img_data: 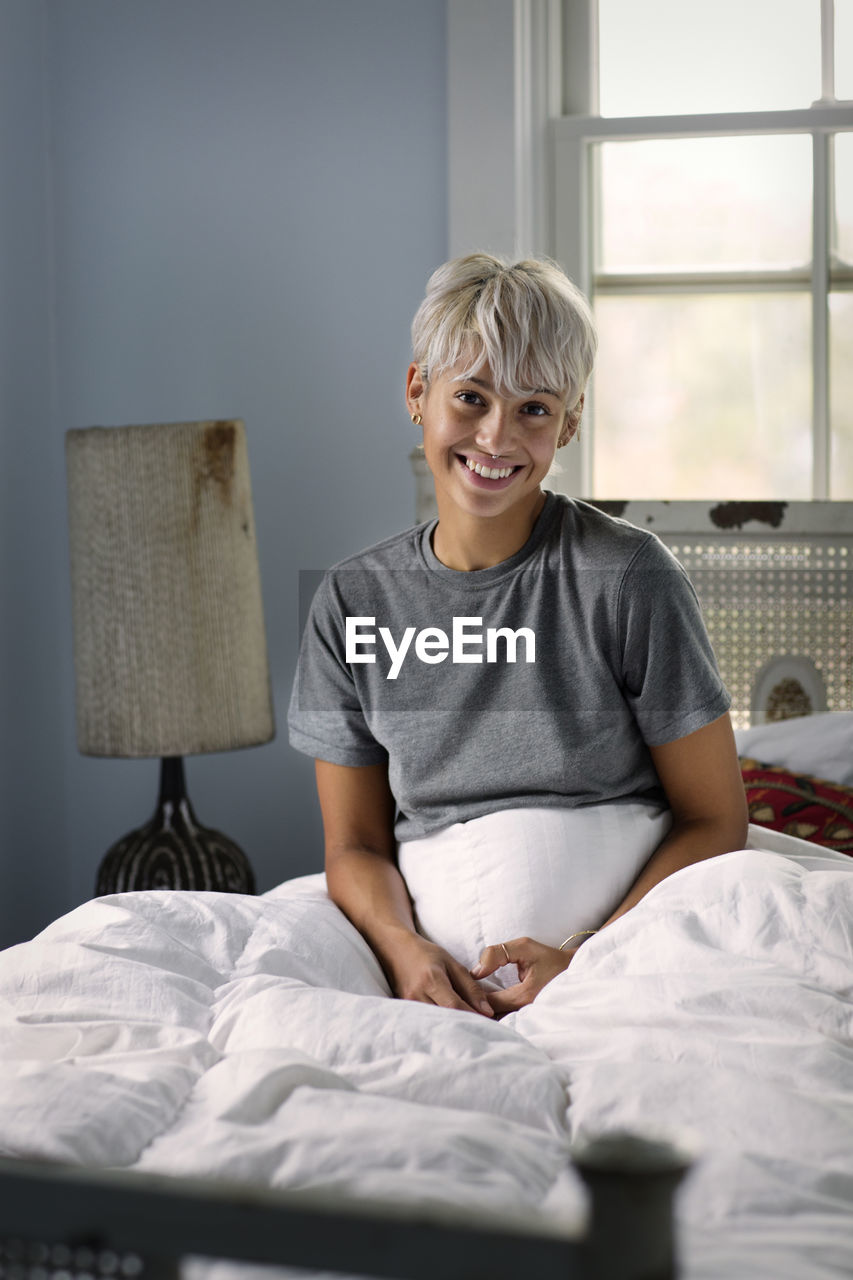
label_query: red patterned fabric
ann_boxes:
[740,757,853,854]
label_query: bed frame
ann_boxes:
[0,1134,690,1280]
[411,454,853,730]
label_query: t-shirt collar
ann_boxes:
[417,490,562,586]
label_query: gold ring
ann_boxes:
[500,943,510,965]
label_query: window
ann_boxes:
[553,0,853,499]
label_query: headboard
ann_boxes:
[410,452,853,730]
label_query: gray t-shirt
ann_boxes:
[288,493,730,841]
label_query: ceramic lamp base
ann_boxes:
[95,757,256,895]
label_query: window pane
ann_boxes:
[598,0,820,117]
[592,294,811,499]
[836,133,853,265]
[597,136,812,271]
[838,0,853,100]
[830,293,853,498]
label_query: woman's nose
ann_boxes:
[475,409,514,454]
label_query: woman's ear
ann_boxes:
[406,363,426,419]
[558,393,585,447]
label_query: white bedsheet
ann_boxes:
[1,829,852,1279]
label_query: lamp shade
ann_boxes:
[66,420,275,758]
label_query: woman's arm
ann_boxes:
[476,712,748,1013]
[599,711,748,928]
[315,760,494,1017]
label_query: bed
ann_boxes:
[2,497,853,1280]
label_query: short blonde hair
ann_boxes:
[411,253,597,409]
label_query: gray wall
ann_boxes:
[0,0,447,948]
[1,0,72,941]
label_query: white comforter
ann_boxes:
[1,828,852,1280]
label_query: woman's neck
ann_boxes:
[431,490,547,571]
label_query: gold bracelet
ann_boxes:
[558,929,598,952]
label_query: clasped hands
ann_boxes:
[384,931,578,1018]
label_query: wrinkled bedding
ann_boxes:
[1,827,852,1279]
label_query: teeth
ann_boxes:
[465,459,515,480]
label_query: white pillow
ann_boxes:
[735,711,853,787]
[397,803,671,987]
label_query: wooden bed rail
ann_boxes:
[0,1136,692,1280]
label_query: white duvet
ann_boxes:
[1,826,852,1280]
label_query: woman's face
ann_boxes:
[407,359,576,522]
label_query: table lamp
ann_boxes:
[66,419,275,895]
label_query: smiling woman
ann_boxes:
[406,360,573,569]
[405,254,593,569]
[287,251,748,1019]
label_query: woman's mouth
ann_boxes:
[457,454,522,488]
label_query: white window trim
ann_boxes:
[447,0,561,262]
[447,0,853,499]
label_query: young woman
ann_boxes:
[288,253,748,1018]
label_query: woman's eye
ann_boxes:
[456,391,484,406]
[522,402,549,417]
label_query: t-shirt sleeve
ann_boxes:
[287,573,389,767]
[617,535,731,746]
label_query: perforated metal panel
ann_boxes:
[0,1240,146,1280]
[592,502,853,729]
[666,538,852,727]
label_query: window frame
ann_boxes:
[553,0,853,499]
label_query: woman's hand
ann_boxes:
[316,761,492,1018]
[383,930,495,1018]
[472,937,574,1015]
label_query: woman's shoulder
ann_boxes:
[325,521,432,575]
[305,523,431,627]
[551,494,670,569]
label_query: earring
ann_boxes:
[557,423,580,448]
[411,413,422,426]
